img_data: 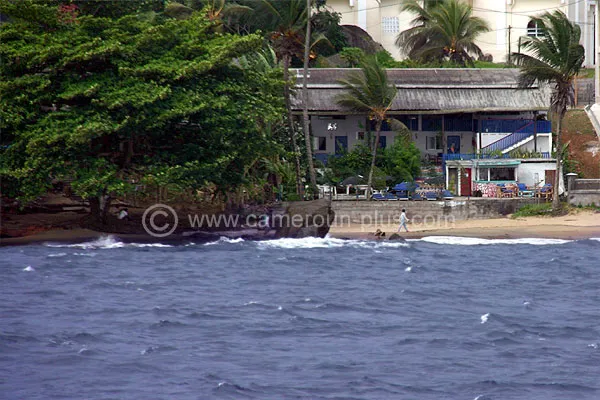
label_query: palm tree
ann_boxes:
[396,0,489,66]
[335,58,397,200]
[249,0,308,196]
[302,0,318,199]
[512,10,585,209]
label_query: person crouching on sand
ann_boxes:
[398,209,409,232]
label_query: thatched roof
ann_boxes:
[290,68,550,114]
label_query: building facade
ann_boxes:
[328,0,596,67]
[291,68,562,195]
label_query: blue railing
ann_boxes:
[482,120,552,153]
[481,119,551,134]
[443,152,551,162]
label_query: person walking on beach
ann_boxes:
[398,209,409,232]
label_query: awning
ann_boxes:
[474,160,521,167]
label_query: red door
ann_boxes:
[460,168,472,196]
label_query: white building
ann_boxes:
[291,68,562,196]
[328,0,596,67]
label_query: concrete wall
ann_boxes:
[331,198,538,226]
[568,191,600,207]
[518,134,552,153]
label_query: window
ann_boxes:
[317,137,327,151]
[422,116,442,131]
[382,16,400,34]
[378,136,387,149]
[426,135,442,150]
[527,20,543,37]
[396,115,418,131]
[357,132,365,141]
[490,167,516,181]
[445,114,474,132]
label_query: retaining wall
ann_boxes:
[331,198,538,225]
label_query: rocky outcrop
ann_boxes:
[341,25,385,55]
[274,199,335,239]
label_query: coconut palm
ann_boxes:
[335,58,397,200]
[245,0,327,197]
[512,10,585,209]
[396,0,489,66]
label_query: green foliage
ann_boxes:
[382,137,421,183]
[513,10,584,116]
[397,0,490,66]
[512,203,553,218]
[325,143,372,182]
[0,3,286,209]
[311,4,347,57]
[339,47,365,67]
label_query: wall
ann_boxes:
[518,134,552,153]
[568,192,600,206]
[311,115,365,157]
[517,161,560,188]
[331,198,538,226]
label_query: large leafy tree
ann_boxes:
[512,10,585,209]
[0,1,285,221]
[396,0,489,66]
[336,58,397,200]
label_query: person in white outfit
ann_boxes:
[398,209,409,232]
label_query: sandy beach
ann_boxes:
[2,210,600,246]
[328,210,600,240]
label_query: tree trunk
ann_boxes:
[282,54,303,196]
[552,114,562,209]
[302,0,318,199]
[89,192,111,225]
[366,120,382,201]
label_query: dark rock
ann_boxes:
[341,25,385,55]
[274,199,335,239]
[388,233,405,241]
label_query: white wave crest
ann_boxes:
[481,313,489,324]
[130,243,173,248]
[45,236,124,249]
[204,237,245,246]
[47,252,67,258]
[419,236,572,246]
[257,237,409,250]
[590,238,600,242]
[257,237,348,249]
[23,266,35,272]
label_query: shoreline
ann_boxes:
[1,210,599,246]
[328,210,600,241]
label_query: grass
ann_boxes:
[562,110,600,179]
[578,68,595,79]
[511,203,553,218]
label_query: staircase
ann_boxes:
[481,120,551,154]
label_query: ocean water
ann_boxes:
[1,236,600,400]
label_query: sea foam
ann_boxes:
[45,236,124,249]
[204,237,245,246]
[418,236,572,246]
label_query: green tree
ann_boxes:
[383,137,421,184]
[335,58,397,200]
[0,2,285,221]
[512,10,585,209]
[396,0,489,66]
[339,47,365,67]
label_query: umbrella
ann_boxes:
[341,175,366,186]
[392,181,420,192]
